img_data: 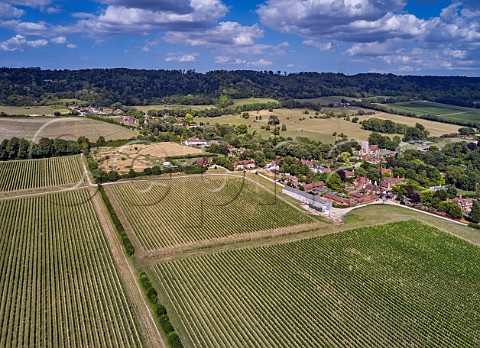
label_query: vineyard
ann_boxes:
[155,220,480,347]
[0,155,85,192]
[0,189,143,347]
[107,176,312,251]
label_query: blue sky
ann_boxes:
[0,0,479,75]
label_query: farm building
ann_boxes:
[183,137,208,147]
[233,160,256,170]
[282,187,332,211]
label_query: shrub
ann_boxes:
[159,315,174,334]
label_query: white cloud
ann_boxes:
[51,36,67,44]
[303,40,333,51]
[75,0,228,36]
[6,0,51,8]
[0,34,48,51]
[165,22,263,47]
[214,56,272,67]
[0,3,25,18]
[258,0,407,35]
[165,53,198,62]
[66,43,77,49]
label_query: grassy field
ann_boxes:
[106,175,313,251]
[359,111,460,136]
[295,95,358,104]
[232,97,278,106]
[134,98,279,113]
[380,101,480,122]
[196,108,369,143]
[0,117,137,141]
[0,105,70,116]
[155,220,479,347]
[0,155,85,193]
[0,189,143,347]
[195,106,461,143]
[134,104,213,112]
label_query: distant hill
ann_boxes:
[1,67,480,108]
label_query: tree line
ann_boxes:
[0,137,86,161]
[2,68,480,108]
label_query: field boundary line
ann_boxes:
[142,222,326,264]
[90,187,166,348]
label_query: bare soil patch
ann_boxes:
[94,142,203,174]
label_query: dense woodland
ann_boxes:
[1,68,480,107]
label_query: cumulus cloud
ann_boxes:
[50,36,77,48]
[97,0,194,14]
[76,0,228,36]
[165,53,198,62]
[0,3,25,18]
[164,22,263,47]
[214,56,272,67]
[0,34,48,51]
[258,0,407,35]
[51,36,67,44]
[303,40,333,51]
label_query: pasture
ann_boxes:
[0,117,137,141]
[155,220,480,347]
[381,101,480,122]
[196,106,459,142]
[0,189,143,347]
[0,155,85,193]
[134,98,279,113]
[0,105,70,116]
[106,175,313,251]
[196,108,368,143]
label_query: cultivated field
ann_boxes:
[94,142,203,174]
[380,101,480,122]
[0,105,70,116]
[0,155,85,192]
[0,189,143,347]
[155,220,480,347]
[0,117,137,141]
[107,175,313,251]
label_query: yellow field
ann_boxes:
[360,112,460,136]
[197,109,375,143]
[196,107,461,143]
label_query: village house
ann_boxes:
[324,192,355,207]
[349,191,379,205]
[183,136,208,147]
[380,177,404,193]
[342,169,355,179]
[122,116,138,125]
[233,160,256,171]
[453,197,475,213]
[354,176,371,191]
[284,174,299,187]
[265,161,279,172]
[304,181,325,192]
[196,158,211,167]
